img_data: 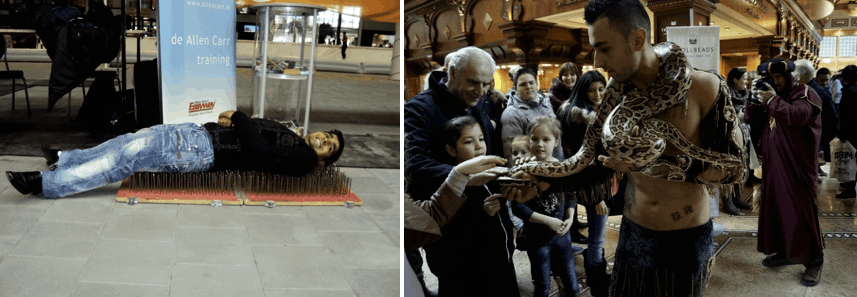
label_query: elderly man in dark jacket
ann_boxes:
[805,63,839,174]
[404,46,519,297]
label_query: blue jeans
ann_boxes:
[526,232,580,297]
[585,205,608,266]
[42,123,214,198]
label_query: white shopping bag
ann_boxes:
[830,138,857,182]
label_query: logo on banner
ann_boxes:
[188,100,216,113]
[689,38,697,45]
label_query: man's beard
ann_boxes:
[775,75,795,99]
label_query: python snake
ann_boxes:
[514,42,744,185]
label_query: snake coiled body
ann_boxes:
[515,42,744,184]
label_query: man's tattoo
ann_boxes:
[671,212,682,221]
[682,205,694,215]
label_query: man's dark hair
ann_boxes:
[841,65,857,84]
[584,0,651,40]
[442,116,479,148]
[325,129,345,166]
[817,68,831,76]
[513,68,537,86]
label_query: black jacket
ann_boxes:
[404,71,499,201]
[839,83,857,143]
[14,4,121,107]
[204,111,318,176]
[809,79,839,142]
[423,182,519,297]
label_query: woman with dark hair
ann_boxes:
[555,70,614,297]
[549,62,582,114]
[722,67,753,215]
[727,67,749,109]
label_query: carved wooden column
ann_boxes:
[574,30,593,66]
[448,0,472,47]
[757,36,787,63]
[499,21,528,68]
[498,21,550,70]
[646,0,719,44]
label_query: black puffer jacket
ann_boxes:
[14,3,121,109]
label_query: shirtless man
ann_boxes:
[503,1,745,296]
[587,1,744,296]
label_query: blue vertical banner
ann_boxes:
[157,0,237,124]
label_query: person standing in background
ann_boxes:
[836,65,857,199]
[341,34,348,60]
[549,62,581,115]
[747,58,825,287]
[817,68,842,117]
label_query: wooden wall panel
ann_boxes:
[405,22,427,51]
[721,37,761,54]
[656,12,691,43]
[719,0,778,34]
[471,1,506,45]
[520,1,587,23]
[434,9,463,54]
[693,12,709,26]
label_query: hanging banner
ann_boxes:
[665,26,720,74]
[157,0,237,124]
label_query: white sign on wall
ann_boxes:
[157,0,237,124]
[665,26,720,74]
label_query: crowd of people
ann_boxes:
[404,0,852,296]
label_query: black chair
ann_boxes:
[1,35,31,117]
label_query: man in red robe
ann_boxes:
[746,58,825,286]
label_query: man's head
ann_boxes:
[514,68,539,102]
[585,0,651,83]
[841,65,857,85]
[793,59,815,85]
[816,68,831,87]
[304,130,345,166]
[446,47,497,108]
[757,58,795,94]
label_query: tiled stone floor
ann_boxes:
[1,62,401,296]
[0,156,400,297]
[419,164,857,297]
